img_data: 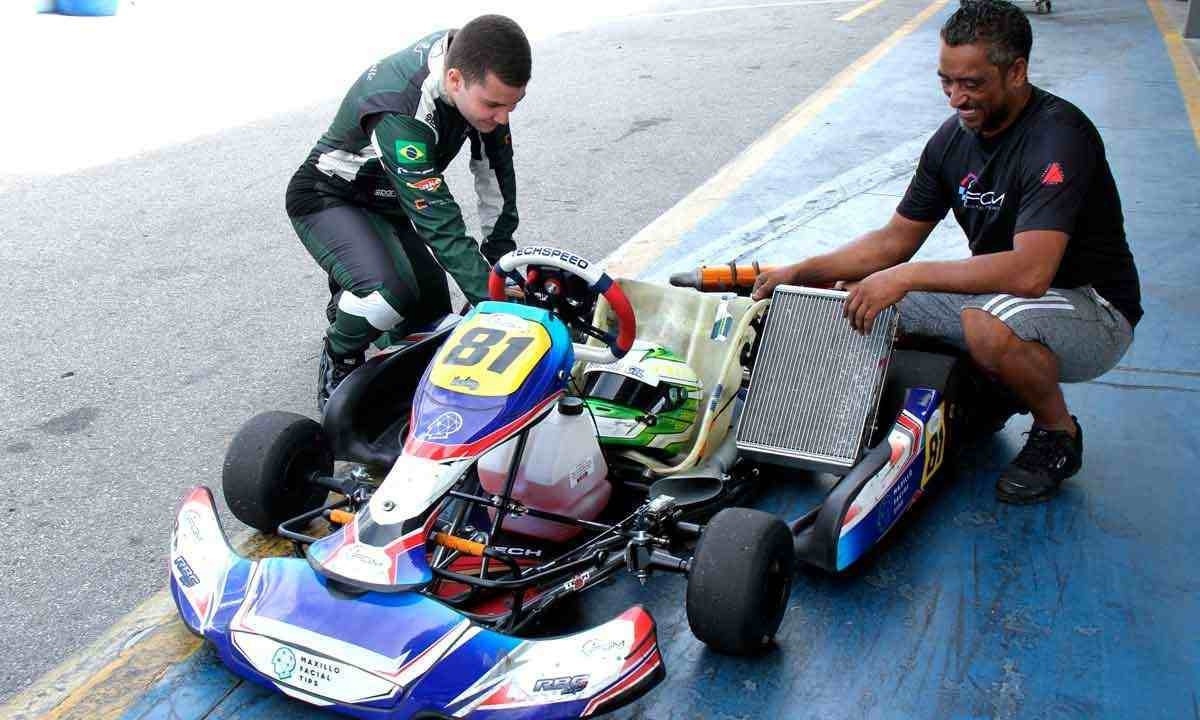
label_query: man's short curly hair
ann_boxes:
[941,0,1033,69]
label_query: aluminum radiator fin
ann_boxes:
[737,286,896,472]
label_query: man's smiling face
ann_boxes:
[938,40,1028,137]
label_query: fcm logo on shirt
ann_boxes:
[958,172,1006,211]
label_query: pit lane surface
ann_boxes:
[0,0,933,709]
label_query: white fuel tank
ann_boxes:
[477,396,610,542]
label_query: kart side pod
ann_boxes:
[792,353,958,573]
[168,487,666,719]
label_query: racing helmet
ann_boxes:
[582,341,703,455]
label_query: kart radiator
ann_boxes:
[737,286,896,473]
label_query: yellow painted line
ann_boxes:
[604,0,951,277]
[0,531,293,720]
[838,0,888,22]
[5,3,957,717]
[1146,0,1200,150]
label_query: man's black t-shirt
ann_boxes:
[897,85,1142,327]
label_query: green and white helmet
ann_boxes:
[582,341,703,455]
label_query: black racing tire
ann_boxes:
[686,507,794,655]
[222,411,333,533]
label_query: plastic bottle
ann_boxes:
[477,397,610,542]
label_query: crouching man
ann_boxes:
[753,0,1141,504]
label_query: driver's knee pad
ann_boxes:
[337,289,404,331]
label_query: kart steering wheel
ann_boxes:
[488,247,636,364]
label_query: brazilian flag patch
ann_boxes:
[394,140,428,165]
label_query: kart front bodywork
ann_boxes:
[170,487,664,719]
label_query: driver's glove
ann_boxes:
[481,238,516,266]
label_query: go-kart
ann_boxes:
[168,249,1015,718]
[170,248,792,719]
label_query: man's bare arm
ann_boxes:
[899,229,1069,298]
[844,229,1070,332]
[751,213,937,299]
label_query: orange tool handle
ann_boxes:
[668,262,776,292]
[433,532,485,557]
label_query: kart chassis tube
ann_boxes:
[277,427,699,633]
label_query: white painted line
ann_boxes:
[655,137,929,276]
[603,0,952,278]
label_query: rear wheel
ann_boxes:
[222,411,332,532]
[685,507,794,655]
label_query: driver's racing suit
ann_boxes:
[286,30,518,360]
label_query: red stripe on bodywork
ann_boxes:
[404,392,561,461]
[582,647,663,717]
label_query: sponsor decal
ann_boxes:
[581,637,627,657]
[272,647,297,680]
[450,375,480,390]
[413,198,429,211]
[533,675,590,695]
[958,172,1006,210]
[397,166,436,177]
[239,633,395,704]
[173,557,200,588]
[374,188,397,199]
[561,569,593,593]
[181,510,204,543]
[921,403,947,488]
[406,177,443,192]
[711,297,733,341]
[491,545,544,557]
[365,63,378,81]
[271,645,346,689]
[348,545,387,569]
[295,654,344,685]
[1041,162,1065,186]
[511,246,590,270]
[423,411,464,441]
[395,141,428,165]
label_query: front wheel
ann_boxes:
[685,507,794,655]
[222,411,332,533]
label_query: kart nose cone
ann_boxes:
[169,486,242,634]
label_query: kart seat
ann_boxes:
[584,278,758,465]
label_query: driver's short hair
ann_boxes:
[447,15,531,88]
[941,0,1032,70]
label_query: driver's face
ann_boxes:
[446,69,525,134]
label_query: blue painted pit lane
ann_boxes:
[57,1,1200,718]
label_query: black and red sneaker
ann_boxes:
[995,416,1083,504]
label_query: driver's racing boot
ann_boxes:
[318,339,364,412]
[995,416,1082,504]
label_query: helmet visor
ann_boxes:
[583,372,676,414]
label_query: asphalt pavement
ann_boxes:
[0,0,945,702]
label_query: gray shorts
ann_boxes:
[896,286,1133,383]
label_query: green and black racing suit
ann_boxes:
[286,30,518,356]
